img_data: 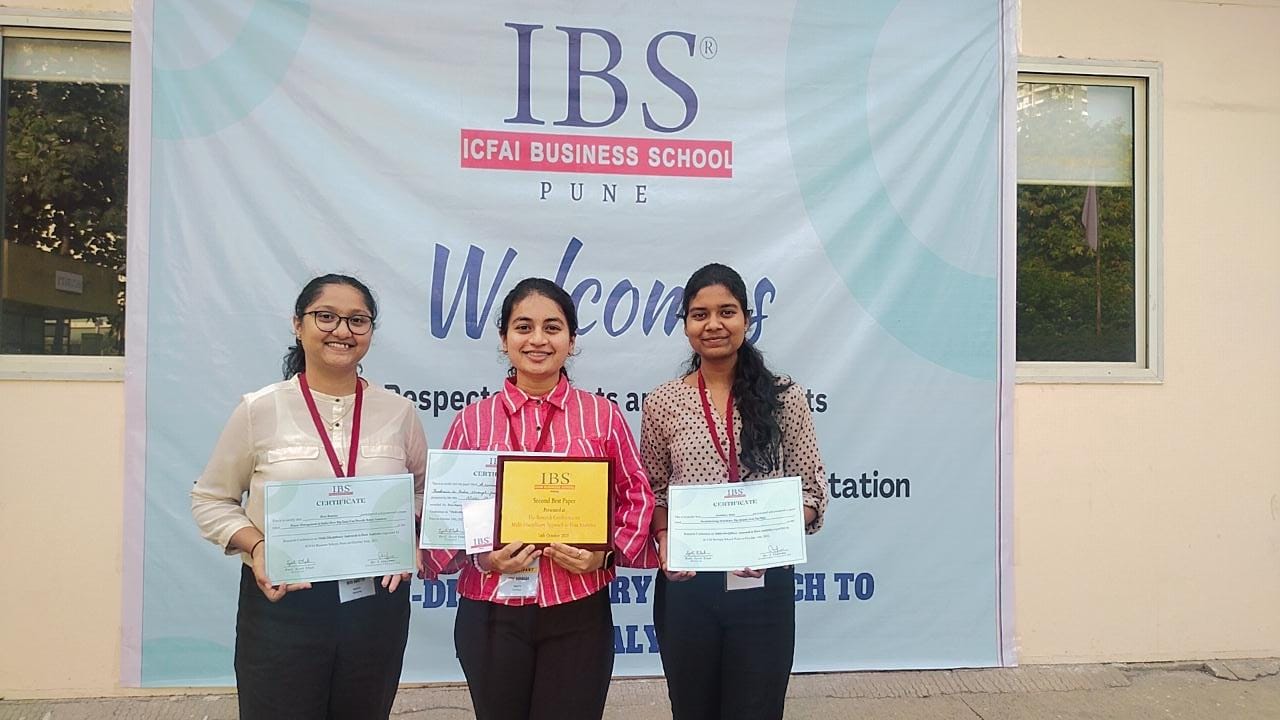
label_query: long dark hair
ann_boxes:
[498,277,579,379]
[682,263,791,475]
[282,274,379,380]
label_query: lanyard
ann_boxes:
[507,395,559,453]
[697,370,740,483]
[298,372,363,478]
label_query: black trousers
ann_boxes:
[654,568,796,720]
[454,590,615,720]
[234,565,410,720]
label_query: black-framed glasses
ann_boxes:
[303,310,374,335]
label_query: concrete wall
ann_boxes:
[1015,0,1280,663]
[1,0,1277,698]
[0,382,125,696]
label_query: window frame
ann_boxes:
[0,17,130,382]
[1015,58,1163,384]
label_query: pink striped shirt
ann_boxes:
[424,376,657,606]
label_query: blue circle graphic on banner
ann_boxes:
[786,0,1000,380]
[153,0,311,140]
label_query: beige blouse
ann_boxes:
[191,377,427,565]
[640,377,827,534]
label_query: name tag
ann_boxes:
[725,573,766,592]
[339,577,377,603]
[496,557,540,599]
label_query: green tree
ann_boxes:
[4,78,129,352]
[1016,86,1136,362]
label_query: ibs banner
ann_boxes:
[124,0,1017,685]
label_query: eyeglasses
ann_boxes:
[303,310,374,335]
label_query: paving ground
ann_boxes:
[1,659,1277,719]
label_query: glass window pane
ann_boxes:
[0,38,129,356]
[1018,83,1134,187]
[1016,81,1138,363]
[3,37,129,85]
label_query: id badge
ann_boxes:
[725,573,766,592]
[339,577,377,603]
[496,557,540,599]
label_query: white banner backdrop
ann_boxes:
[123,0,1017,685]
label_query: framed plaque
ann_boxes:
[494,456,614,550]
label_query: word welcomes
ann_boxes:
[430,237,777,341]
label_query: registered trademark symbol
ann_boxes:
[700,37,718,59]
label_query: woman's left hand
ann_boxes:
[543,543,605,574]
[732,568,765,579]
[381,572,413,592]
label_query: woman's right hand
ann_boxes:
[251,540,311,602]
[657,530,695,582]
[482,542,541,574]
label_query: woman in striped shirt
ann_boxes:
[420,277,656,720]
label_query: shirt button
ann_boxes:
[334,422,341,428]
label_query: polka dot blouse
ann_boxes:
[640,376,827,534]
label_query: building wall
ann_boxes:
[1015,0,1280,663]
[1,0,1277,698]
[0,382,125,696]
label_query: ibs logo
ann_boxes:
[724,488,747,499]
[460,22,732,180]
[503,24,698,133]
[329,484,353,496]
[536,471,576,489]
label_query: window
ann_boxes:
[1016,61,1161,382]
[0,29,129,377]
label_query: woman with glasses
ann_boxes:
[419,277,657,720]
[642,263,827,720]
[192,273,427,720]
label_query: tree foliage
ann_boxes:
[1016,183,1136,362]
[1016,85,1137,363]
[4,78,129,351]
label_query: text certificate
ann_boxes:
[264,474,416,584]
[666,476,807,572]
[419,449,500,549]
[420,449,551,549]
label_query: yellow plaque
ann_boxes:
[494,457,614,549]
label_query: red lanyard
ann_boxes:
[697,371,740,483]
[298,372,363,478]
[507,392,559,453]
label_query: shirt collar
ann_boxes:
[499,375,572,414]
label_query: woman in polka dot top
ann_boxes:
[641,262,827,720]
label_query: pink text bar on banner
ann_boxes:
[460,129,733,179]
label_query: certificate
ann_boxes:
[420,449,552,549]
[263,474,416,584]
[666,476,807,572]
[494,456,614,549]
